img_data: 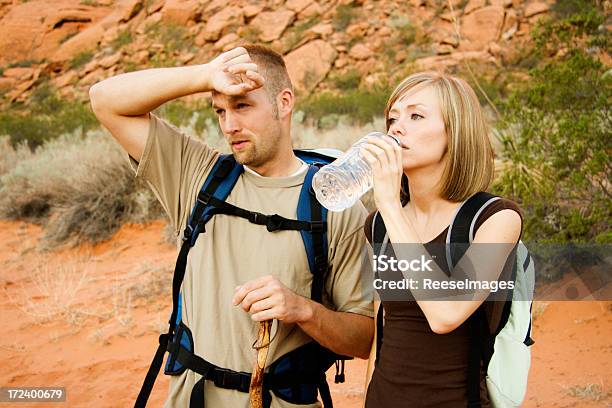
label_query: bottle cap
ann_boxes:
[366,131,401,146]
[387,134,401,146]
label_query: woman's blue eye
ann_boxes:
[411,113,424,120]
[389,118,397,124]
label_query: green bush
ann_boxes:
[296,86,391,127]
[333,4,357,31]
[330,69,361,91]
[283,18,317,51]
[146,22,192,55]
[492,2,611,243]
[154,99,217,136]
[0,84,98,148]
[8,60,39,68]
[69,51,94,69]
[112,28,132,50]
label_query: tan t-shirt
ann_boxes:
[129,114,373,408]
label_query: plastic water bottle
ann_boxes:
[312,132,401,212]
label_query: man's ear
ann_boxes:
[276,88,294,119]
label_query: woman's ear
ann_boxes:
[276,88,294,119]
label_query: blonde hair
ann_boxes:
[385,71,494,203]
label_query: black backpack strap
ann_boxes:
[446,192,499,270]
[308,178,327,302]
[201,197,321,232]
[371,211,386,363]
[135,155,237,408]
[446,192,500,408]
[467,305,487,408]
[371,211,387,252]
[318,376,334,408]
[375,305,383,364]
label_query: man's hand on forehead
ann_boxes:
[207,47,265,96]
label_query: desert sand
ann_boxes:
[1,220,610,407]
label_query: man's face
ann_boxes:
[212,87,282,167]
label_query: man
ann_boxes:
[89,44,373,407]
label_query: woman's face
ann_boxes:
[387,85,448,172]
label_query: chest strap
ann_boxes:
[197,191,326,233]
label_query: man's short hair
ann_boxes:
[242,44,293,104]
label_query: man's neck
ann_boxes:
[246,153,304,177]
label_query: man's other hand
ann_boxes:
[232,275,313,324]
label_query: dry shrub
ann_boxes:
[563,382,610,401]
[0,136,32,185]
[108,262,173,329]
[0,129,163,246]
[127,262,173,300]
[4,256,93,326]
[532,301,549,322]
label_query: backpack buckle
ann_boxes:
[213,368,247,391]
[310,221,326,233]
[249,212,268,226]
[314,254,327,273]
[266,214,284,232]
[197,192,212,205]
[182,225,194,242]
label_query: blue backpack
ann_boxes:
[135,149,350,408]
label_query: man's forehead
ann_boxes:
[211,93,244,106]
[211,89,263,107]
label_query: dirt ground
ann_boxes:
[1,220,610,407]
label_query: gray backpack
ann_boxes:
[372,192,535,407]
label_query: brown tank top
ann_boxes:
[364,198,522,408]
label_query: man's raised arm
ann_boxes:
[88,47,264,161]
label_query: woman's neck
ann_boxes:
[404,165,447,214]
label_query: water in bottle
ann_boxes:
[312,132,401,212]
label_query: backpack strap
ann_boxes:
[135,154,239,408]
[186,154,243,246]
[371,211,388,262]
[371,211,386,364]
[445,192,500,270]
[297,164,329,303]
[446,192,501,408]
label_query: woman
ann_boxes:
[361,71,523,407]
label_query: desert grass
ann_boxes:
[532,301,549,322]
[106,261,173,332]
[0,136,32,187]
[563,381,610,401]
[3,256,94,327]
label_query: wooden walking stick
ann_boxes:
[249,319,272,408]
